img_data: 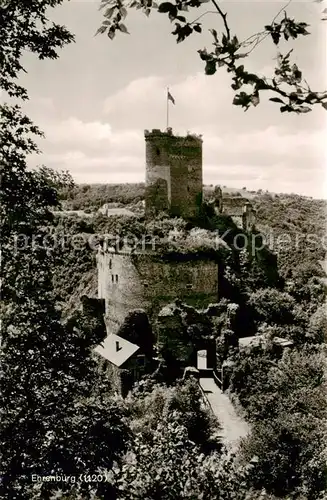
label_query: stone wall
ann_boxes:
[243,203,256,232]
[145,129,203,218]
[211,187,256,231]
[230,215,243,228]
[155,302,218,376]
[97,249,219,334]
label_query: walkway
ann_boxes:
[200,377,249,450]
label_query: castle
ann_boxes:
[97,129,257,334]
[97,129,222,335]
[97,245,219,334]
[210,186,256,233]
[95,129,256,392]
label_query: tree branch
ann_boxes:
[189,10,219,26]
[210,0,230,40]
[240,0,294,56]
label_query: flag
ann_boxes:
[167,90,175,105]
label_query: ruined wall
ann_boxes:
[145,129,203,218]
[219,196,256,231]
[231,215,243,228]
[98,250,145,333]
[156,305,217,369]
[213,185,223,212]
[243,203,256,232]
[156,313,194,365]
[97,249,219,334]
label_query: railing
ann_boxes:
[198,380,214,414]
[213,369,222,389]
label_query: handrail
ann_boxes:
[198,380,214,414]
[213,369,222,389]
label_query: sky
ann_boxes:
[9,0,327,197]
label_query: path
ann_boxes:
[200,377,249,450]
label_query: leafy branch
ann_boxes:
[97,0,327,113]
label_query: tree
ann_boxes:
[287,262,327,308]
[231,346,327,498]
[0,0,73,100]
[248,287,297,326]
[125,378,220,451]
[0,2,129,497]
[109,412,279,500]
[97,0,327,113]
[307,305,327,344]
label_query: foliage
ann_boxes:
[125,378,220,451]
[252,192,327,279]
[0,0,74,100]
[59,182,145,210]
[57,184,326,292]
[106,378,265,499]
[3,1,327,498]
[242,416,327,499]
[286,261,327,310]
[248,287,297,326]
[230,346,327,498]
[111,414,205,499]
[109,425,278,500]
[51,215,97,310]
[98,0,327,113]
[307,305,327,344]
[0,2,129,498]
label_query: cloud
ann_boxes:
[46,118,113,145]
[103,72,238,133]
[26,72,326,198]
[204,126,325,167]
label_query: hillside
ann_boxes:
[250,192,326,276]
[53,183,326,318]
[59,183,326,271]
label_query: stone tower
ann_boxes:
[144,128,203,218]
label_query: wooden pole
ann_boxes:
[166,87,169,130]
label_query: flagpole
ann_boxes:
[166,87,169,130]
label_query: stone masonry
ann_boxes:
[212,186,256,232]
[145,128,203,218]
[97,247,219,334]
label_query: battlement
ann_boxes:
[145,128,173,137]
[144,129,203,145]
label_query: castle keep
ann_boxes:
[96,129,256,336]
[145,128,203,218]
[94,127,259,393]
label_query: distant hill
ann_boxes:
[59,183,264,211]
[250,192,326,276]
[59,183,145,211]
[60,182,325,210]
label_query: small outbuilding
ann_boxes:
[94,333,148,396]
